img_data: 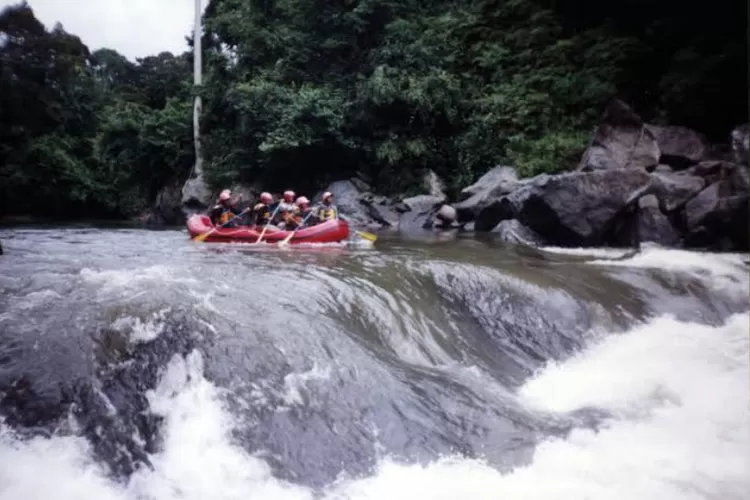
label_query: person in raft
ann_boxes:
[314,191,338,222]
[276,190,298,229]
[252,192,274,227]
[284,196,314,229]
[210,189,244,227]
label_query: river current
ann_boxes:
[0,226,747,500]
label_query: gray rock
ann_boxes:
[650,172,705,212]
[436,204,457,225]
[578,99,660,172]
[318,180,371,226]
[635,195,681,246]
[454,165,519,222]
[645,124,709,167]
[491,220,545,246]
[684,180,749,250]
[479,168,651,246]
[147,182,185,226]
[399,195,445,230]
[654,164,673,174]
[180,173,213,214]
[731,124,749,165]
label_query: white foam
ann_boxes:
[590,247,749,295]
[541,246,633,259]
[1,313,747,500]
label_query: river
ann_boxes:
[0,226,747,500]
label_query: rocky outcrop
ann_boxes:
[180,173,213,214]
[398,195,446,230]
[144,182,185,226]
[645,124,709,167]
[731,124,749,165]
[454,165,520,222]
[318,172,450,230]
[632,194,682,247]
[474,168,652,246]
[577,99,660,172]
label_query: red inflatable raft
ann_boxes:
[186,214,350,244]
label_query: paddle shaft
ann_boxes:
[278,211,316,246]
[255,203,282,243]
[193,208,249,241]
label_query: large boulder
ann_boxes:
[180,173,213,214]
[634,194,682,247]
[491,220,545,246]
[476,168,652,246]
[684,179,749,250]
[317,180,372,227]
[645,124,709,168]
[398,195,445,231]
[145,182,185,226]
[628,172,706,213]
[454,165,519,222]
[731,124,749,165]
[358,193,400,227]
[578,99,660,172]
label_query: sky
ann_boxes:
[0,0,204,60]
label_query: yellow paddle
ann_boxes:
[278,211,315,247]
[255,203,282,244]
[193,209,248,242]
[355,230,377,242]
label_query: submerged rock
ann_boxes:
[491,220,545,246]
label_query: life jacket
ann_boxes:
[253,203,271,226]
[218,209,234,225]
[317,204,337,221]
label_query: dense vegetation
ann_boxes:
[0,0,745,218]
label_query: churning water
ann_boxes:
[0,227,747,500]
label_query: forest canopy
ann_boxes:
[0,0,745,218]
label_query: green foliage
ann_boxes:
[0,0,744,218]
[0,2,191,218]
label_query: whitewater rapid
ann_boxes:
[0,229,747,500]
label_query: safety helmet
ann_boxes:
[283,190,295,202]
[296,196,310,206]
[219,190,231,201]
[322,191,333,201]
[259,192,272,204]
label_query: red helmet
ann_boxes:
[259,192,272,204]
[283,190,295,202]
[218,190,231,202]
[322,191,333,201]
[295,196,310,206]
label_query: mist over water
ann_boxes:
[0,227,747,500]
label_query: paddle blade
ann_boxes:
[278,232,295,247]
[355,231,377,242]
[192,229,213,242]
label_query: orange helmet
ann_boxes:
[259,192,272,204]
[283,190,295,202]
